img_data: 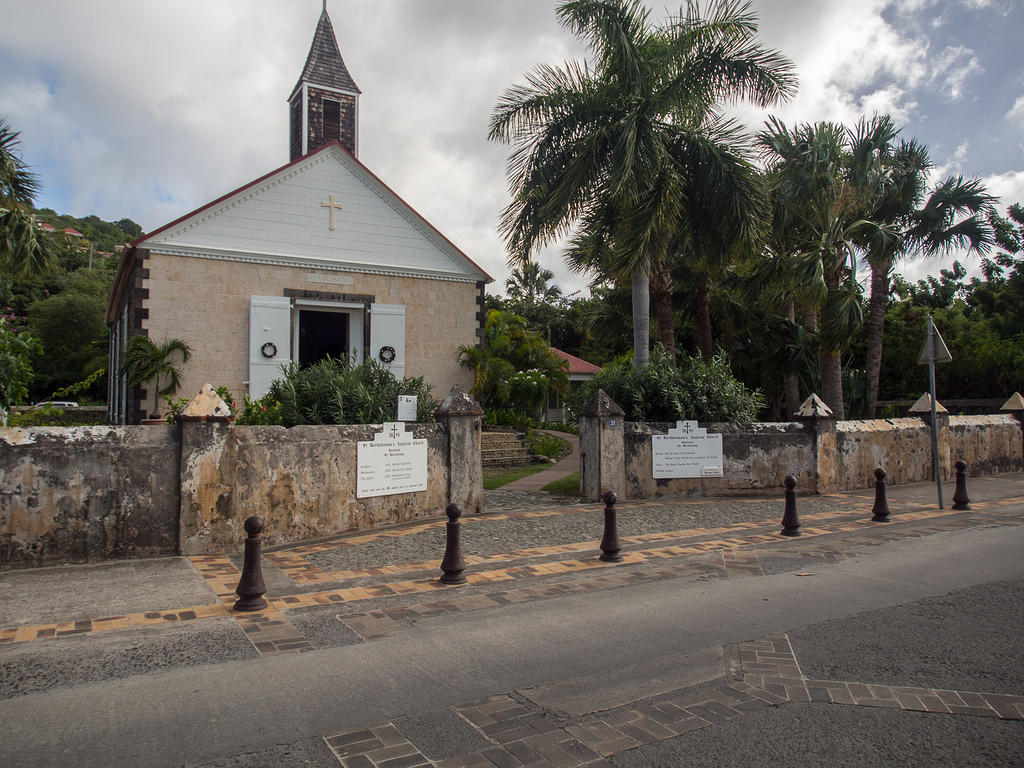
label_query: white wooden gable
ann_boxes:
[139,143,487,283]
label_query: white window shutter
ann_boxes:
[369,303,405,379]
[249,296,292,398]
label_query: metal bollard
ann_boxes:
[952,460,971,510]
[599,490,623,562]
[234,515,268,612]
[780,475,800,536]
[439,503,467,585]
[871,467,891,522]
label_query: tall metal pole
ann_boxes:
[927,316,943,509]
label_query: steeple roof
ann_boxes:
[289,9,360,101]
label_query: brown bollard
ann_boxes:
[780,475,800,536]
[871,467,891,522]
[599,490,623,562]
[234,515,268,612]
[952,460,971,510]
[440,503,467,585]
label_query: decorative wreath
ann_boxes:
[378,345,397,364]
[260,342,278,359]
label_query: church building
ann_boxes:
[105,6,491,423]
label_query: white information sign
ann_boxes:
[397,395,417,422]
[357,422,428,498]
[652,421,724,479]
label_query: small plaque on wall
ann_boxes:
[357,422,428,498]
[652,421,724,479]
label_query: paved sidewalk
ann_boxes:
[501,431,580,492]
[1,473,1020,641]
[0,473,1021,767]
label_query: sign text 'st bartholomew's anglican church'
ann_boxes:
[357,422,428,498]
[652,421,724,479]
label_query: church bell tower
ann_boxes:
[288,2,361,161]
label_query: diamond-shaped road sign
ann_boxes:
[918,322,952,365]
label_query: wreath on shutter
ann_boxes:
[378,345,397,364]
[261,342,278,359]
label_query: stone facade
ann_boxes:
[138,252,478,418]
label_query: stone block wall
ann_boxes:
[178,423,448,555]
[835,418,934,488]
[948,415,1023,476]
[0,426,181,568]
[1,389,483,569]
[581,391,1023,501]
[624,422,815,499]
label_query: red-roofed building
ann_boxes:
[63,227,84,237]
[547,347,602,421]
[37,222,57,233]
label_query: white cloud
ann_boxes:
[1006,95,1024,126]
[928,45,984,100]
[0,0,1018,300]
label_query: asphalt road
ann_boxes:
[1,524,1022,767]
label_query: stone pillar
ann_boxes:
[579,390,625,502]
[1000,392,1024,463]
[437,385,483,515]
[177,385,235,555]
[795,394,837,493]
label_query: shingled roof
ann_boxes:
[289,9,360,100]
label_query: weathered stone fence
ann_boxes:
[580,390,1024,501]
[0,386,482,569]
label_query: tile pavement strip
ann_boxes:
[233,605,315,656]
[1,498,1021,650]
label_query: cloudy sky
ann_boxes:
[2,0,1021,295]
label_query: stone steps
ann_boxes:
[481,431,531,468]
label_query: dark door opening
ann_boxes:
[298,310,350,366]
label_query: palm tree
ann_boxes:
[489,0,795,368]
[0,118,52,277]
[757,117,900,418]
[861,141,994,416]
[505,261,563,305]
[120,335,193,416]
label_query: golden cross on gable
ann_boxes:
[321,194,343,231]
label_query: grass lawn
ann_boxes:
[483,464,549,490]
[542,471,580,496]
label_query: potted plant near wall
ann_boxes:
[120,335,192,422]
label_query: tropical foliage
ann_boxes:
[569,345,762,423]
[458,309,568,424]
[120,335,192,416]
[0,315,41,418]
[490,0,795,368]
[259,357,437,427]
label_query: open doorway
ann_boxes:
[298,309,351,366]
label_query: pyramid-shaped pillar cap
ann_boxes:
[581,389,625,418]
[908,392,947,414]
[794,394,833,419]
[1000,392,1024,412]
[178,384,233,421]
[437,385,483,416]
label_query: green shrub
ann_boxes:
[483,408,538,429]
[526,430,572,461]
[260,358,438,427]
[569,345,763,423]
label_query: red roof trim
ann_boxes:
[551,347,602,375]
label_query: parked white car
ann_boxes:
[32,401,78,409]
